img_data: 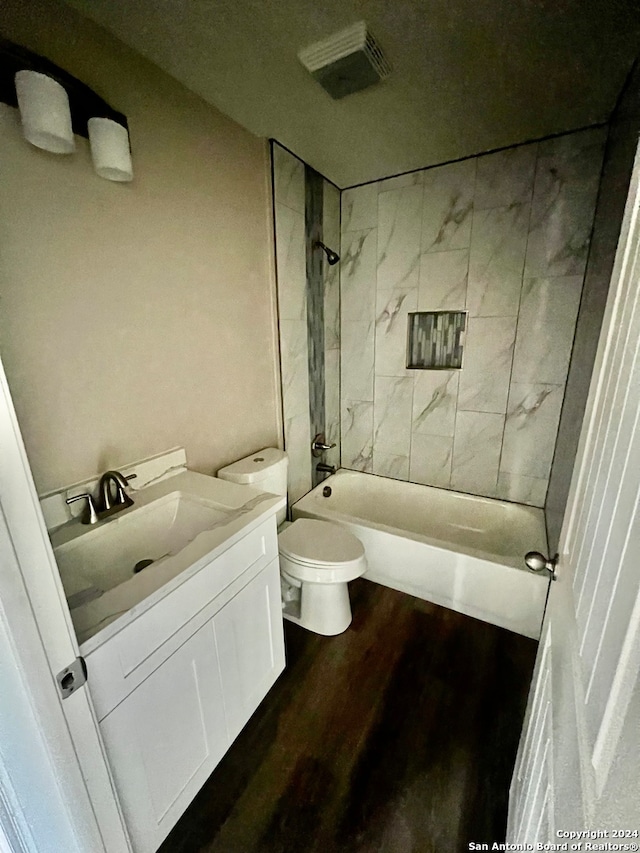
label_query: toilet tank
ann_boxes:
[217,448,288,526]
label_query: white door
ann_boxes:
[0,360,131,852]
[508,144,640,840]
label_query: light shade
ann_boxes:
[88,117,133,182]
[14,70,75,154]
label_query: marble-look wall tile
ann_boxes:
[378,171,423,193]
[341,320,374,401]
[410,433,453,489]
[325,419,341,471]
[511,276,583,385]
[285,412,312,503]
[322,179,342,473]
[273,144,310,505]
[275,202,306,321]
[375,287,417,377]
[377,185,423,291]
[500,382,564,481]
[338,129,601,508]
[458,316,517,414]
[525,128,606,278]
[324,348,341,470]
[422,159,476,254]
[474,146,537,209]
[466,203,530,317]
[323,181,341,352]
[341,228,377,323]
[323,181,341,250]
[342,183,378,232]
[412,371,459,437]
[496,472,548,508]
[418,249,469,311]
[341,400,373,472]
[372,451,410,481]
[324,260,340,350]
[273,144,305,214]
[280,319,310,419]
[373,376,414,457]
[325,348,340,423]
[451,411,504,497]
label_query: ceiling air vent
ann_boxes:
[298,21,391,100]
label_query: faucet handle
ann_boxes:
[312,433,337,457]
[112,472,136,507]
[66,493,99,525]
[116,474,135,507]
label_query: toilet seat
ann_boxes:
[278,518,366,584]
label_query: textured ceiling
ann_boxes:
[64,0,640,187]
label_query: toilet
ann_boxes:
[217,448,366,636]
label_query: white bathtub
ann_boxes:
[292,469,549,639]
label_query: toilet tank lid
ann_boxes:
[217,447,287,484]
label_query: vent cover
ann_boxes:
[298,21,391,99]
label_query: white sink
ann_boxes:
[55,491,232,604]
[49,470,285,648]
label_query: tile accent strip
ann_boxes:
[305,165,326,487]
[407,311,466,369]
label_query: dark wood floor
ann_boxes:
[160,579,537,853]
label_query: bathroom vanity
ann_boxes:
[49,469,286,853]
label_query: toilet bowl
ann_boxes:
[278,517,366,635]
[217,449,367,636]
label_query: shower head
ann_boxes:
[315,240,340,266]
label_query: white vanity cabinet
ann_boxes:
[83,517,285,853]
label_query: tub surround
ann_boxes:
[273,143,341,502]
[341,128,606,508]
[294,470,549,639]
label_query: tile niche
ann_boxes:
[340,128,606,506]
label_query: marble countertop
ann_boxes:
[50,470,284,652]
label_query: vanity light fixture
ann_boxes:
[14,69,75,154]
[88,117,133,182]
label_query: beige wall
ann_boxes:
[0,0,282,494]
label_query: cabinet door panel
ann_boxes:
[99,621,228,853]
[215,558,285,742]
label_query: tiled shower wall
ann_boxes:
[273,143,340,504]
[340,128,606,507]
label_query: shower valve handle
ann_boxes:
[312,433,336,457]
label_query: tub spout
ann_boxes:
[316,463,336,475]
